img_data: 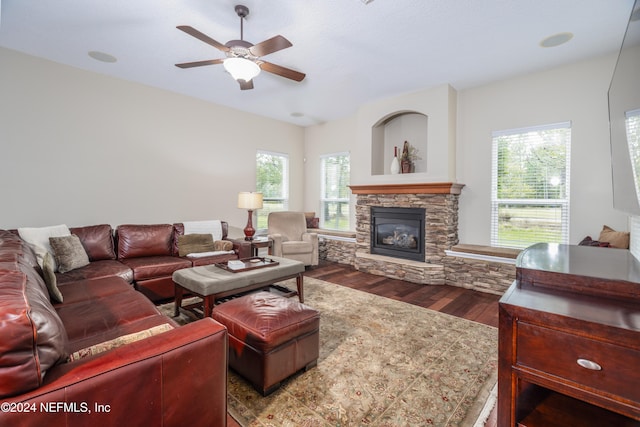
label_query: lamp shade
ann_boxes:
[224,57,261,82]
[238,192,263,210]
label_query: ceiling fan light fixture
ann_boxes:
[223,57,260,82]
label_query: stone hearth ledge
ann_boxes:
[355,252,445,285]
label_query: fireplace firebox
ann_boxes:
[370,207,425,262]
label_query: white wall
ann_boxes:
[457,53,629,245]
[304,54,630,245]
[0,47,304,231]
[2,46,630,245]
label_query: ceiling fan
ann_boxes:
[175,4,305,90]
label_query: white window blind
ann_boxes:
[625,108,640,198]
[256,151,289,230]
[320,152,350,231]
[491,122,571,249]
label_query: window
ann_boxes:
[491,122,571,249]
[256,151,289,230]
[626,108,640,197]
[320,152,350,230]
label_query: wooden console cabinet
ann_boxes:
[498,243,640,426]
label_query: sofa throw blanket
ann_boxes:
[183,220,222,241]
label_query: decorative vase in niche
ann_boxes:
[390,146,400,174]
[401,159,412,174]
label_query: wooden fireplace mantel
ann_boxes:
[349,182,465,195]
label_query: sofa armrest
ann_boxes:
[232,239,252,259]
[0,319,228,427]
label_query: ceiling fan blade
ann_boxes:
[175,58,224,69]
[259,61,306,82]
[249,35,292,57]
[239,80,254,90]
[177,26,230,52]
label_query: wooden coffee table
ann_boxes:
[172,256,305,318]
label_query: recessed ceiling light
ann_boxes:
[88,51,117,63]
[539,32,574,48]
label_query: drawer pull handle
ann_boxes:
[577,358,602,371]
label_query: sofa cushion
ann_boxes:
[49,234,90,273]
[177,233,216,257]
[42,252,64,303]
[56,289,162,348]
[64,314,178,354]
[56,276,133,305]
[0,269,69,398]
[117,224,173,259]
[67,323,174,362]
[17,224,71,271]
[55,259,134,285]
[119,256,192,281]
[70,224,116,261]
[172,222,230,256]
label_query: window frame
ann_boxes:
[256,150,289,230]
[320,152,351,231]
[490,122,571,249]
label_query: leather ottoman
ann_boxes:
[212,291,320,395]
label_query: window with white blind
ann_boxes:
[626,108,640,198]
[320,152,350,231]
[256,151,289,230]
[491,122,571,249]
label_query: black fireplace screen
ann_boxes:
[370,207,425,262]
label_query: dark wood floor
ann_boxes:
[228,260,501,427]
[305,260,500,328]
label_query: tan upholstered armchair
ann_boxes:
[267,211,319,266]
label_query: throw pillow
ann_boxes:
[306,217,319,228]
[578,236,610,247]
[67,323,174,362]
[17,224,71,271]
[42,252,63,303]
[214,240,234,251]
[598,225,630,249]
[49,234,90,273]
[177,233,216,257]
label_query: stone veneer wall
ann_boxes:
[444,256,516,295]
[318,237,356,266]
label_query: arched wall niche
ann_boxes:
[371,110,428,175]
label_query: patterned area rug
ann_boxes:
[159,277,498,426]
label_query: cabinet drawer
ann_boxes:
[516,321,640,403]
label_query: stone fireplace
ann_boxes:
[350,182,464,285]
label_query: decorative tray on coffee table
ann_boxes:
[215,257,279,273]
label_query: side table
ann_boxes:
[250,237,272,257]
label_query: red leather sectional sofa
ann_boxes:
[51,222,251,302]
[0,222,250,426]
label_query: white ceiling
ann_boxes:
[0,0,635,126]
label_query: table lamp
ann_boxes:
[238,192,263,241]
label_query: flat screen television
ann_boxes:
[609,0,640,215]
